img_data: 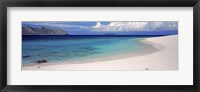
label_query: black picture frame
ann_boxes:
[0,0,199,92]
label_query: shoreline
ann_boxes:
[22,37,162,67]
[22,35,178,71]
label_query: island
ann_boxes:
[22,26,69,35]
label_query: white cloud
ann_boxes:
[92,22,102,28]
[145,22,178,30]
[91,22,178,32]
[24,22,178,32]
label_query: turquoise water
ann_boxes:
[22,35,147,64]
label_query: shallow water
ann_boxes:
[22,35,156,64]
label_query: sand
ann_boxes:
[22,35,178,71]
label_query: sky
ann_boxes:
[22,22,178,35]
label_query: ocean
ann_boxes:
[22,35,157,64]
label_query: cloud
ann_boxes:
[23,22,178,32]
[145,22,178,30]
[91,22,178,32]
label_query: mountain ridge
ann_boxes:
[22,26,69,35]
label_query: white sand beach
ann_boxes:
[22,35,178,71]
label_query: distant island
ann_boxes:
[22,26,69,35]
[105,33,116,35]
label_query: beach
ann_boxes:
[22,35,178,71]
